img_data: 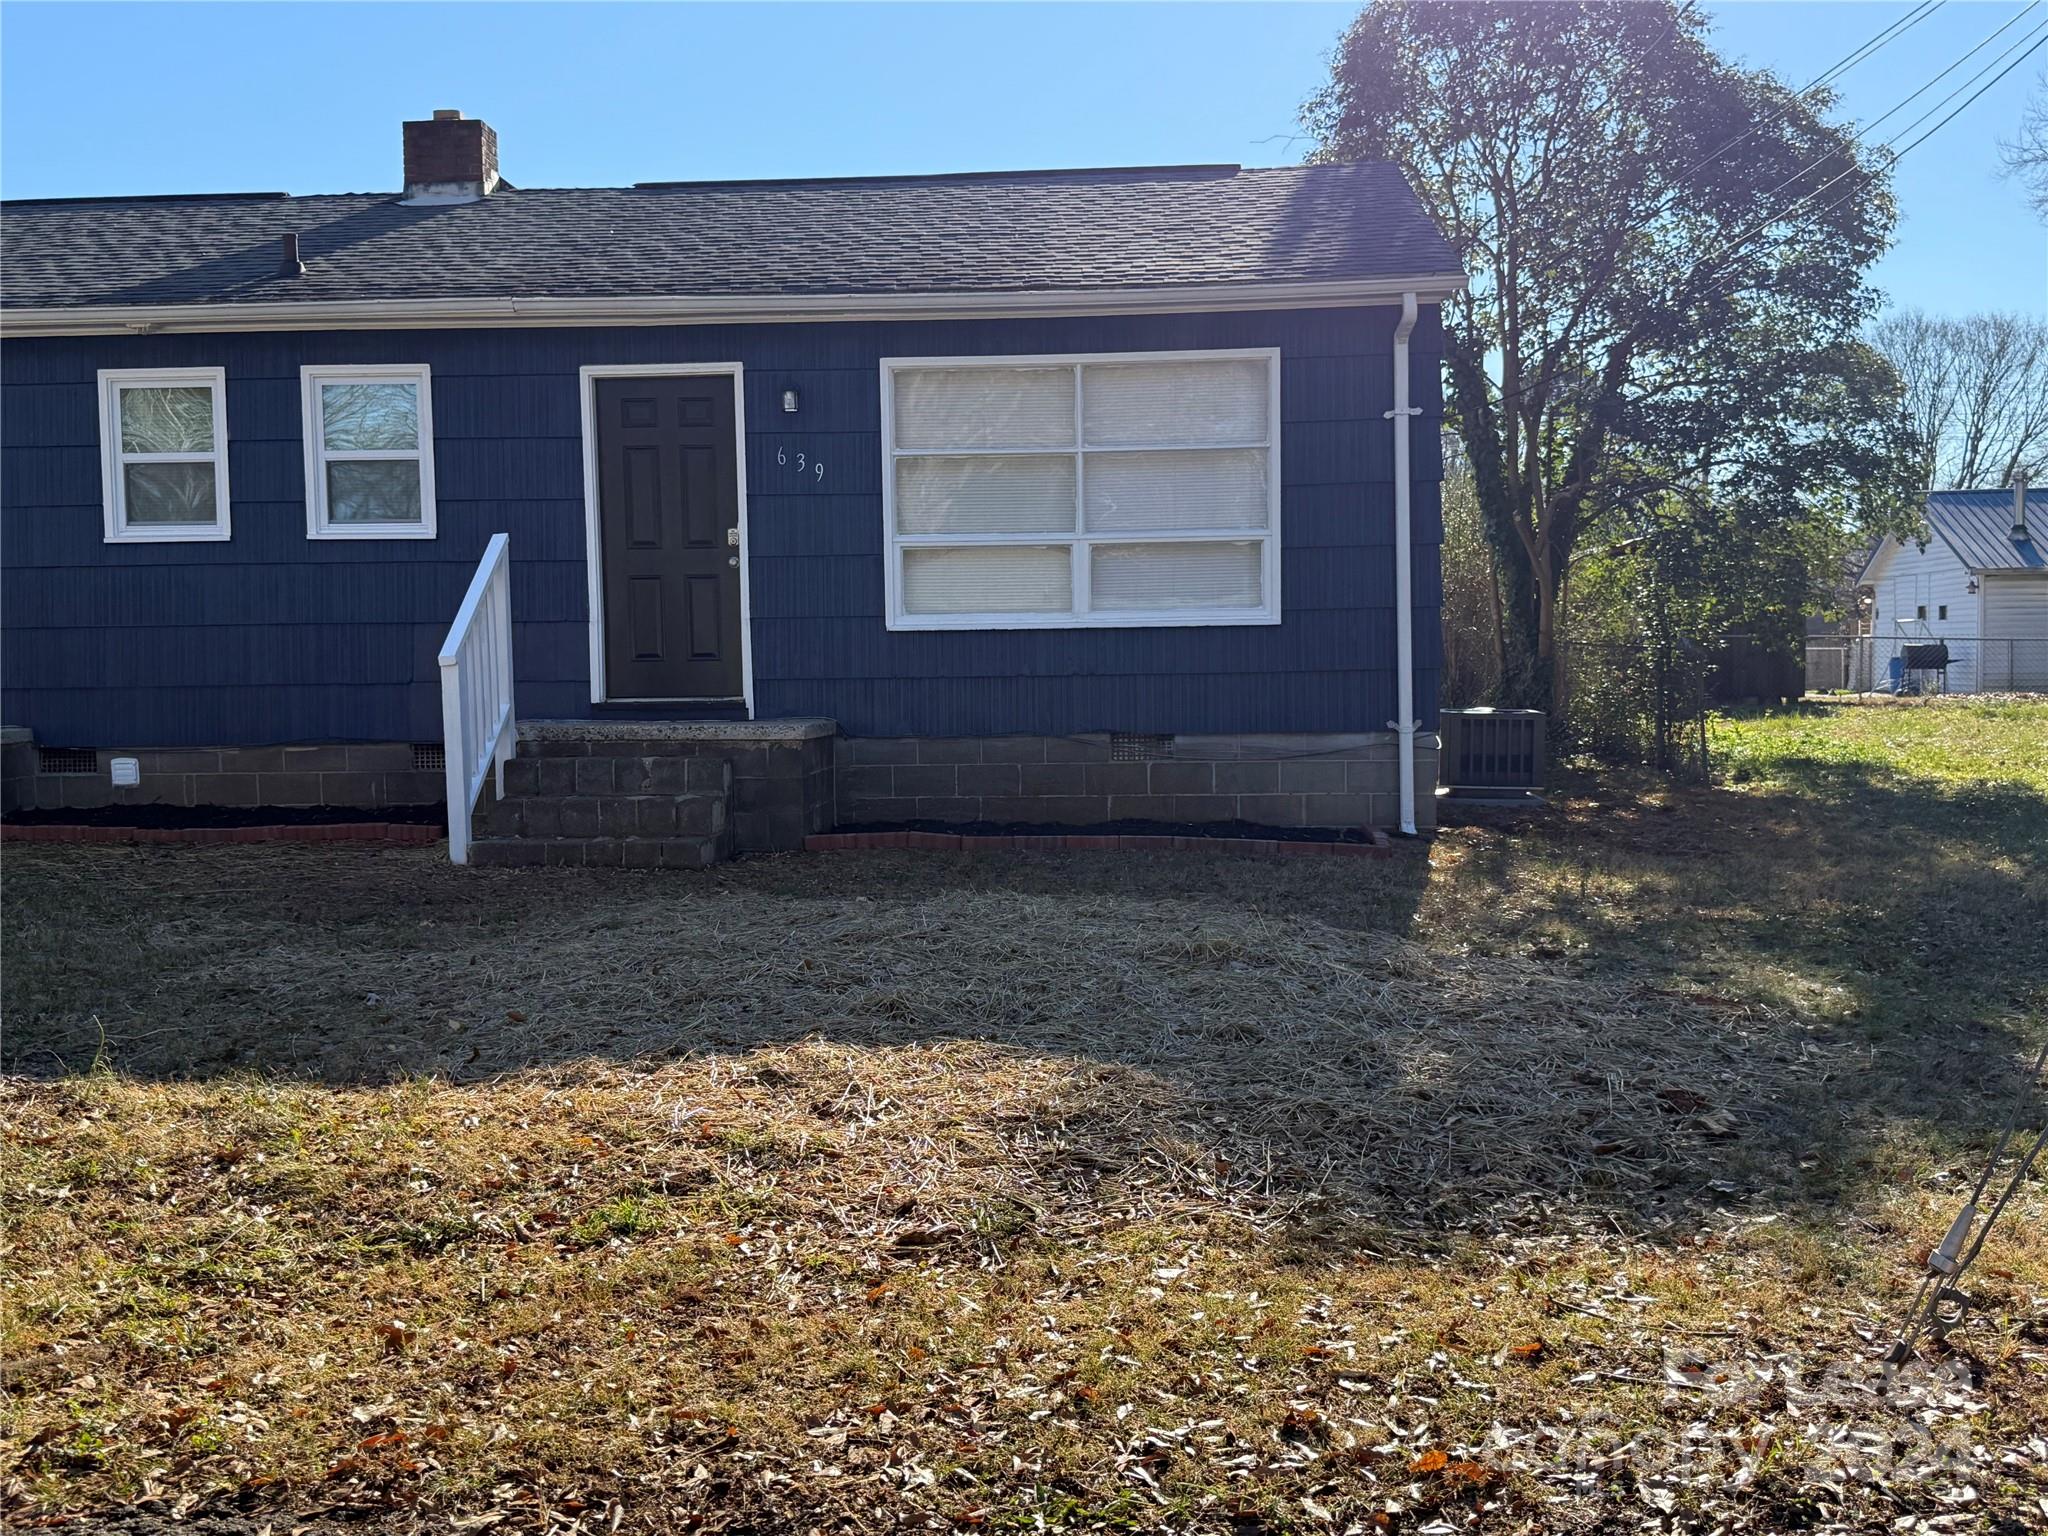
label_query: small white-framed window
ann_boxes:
[97,368,231,543]
[880,348,1282,630]
[301,364,437,539]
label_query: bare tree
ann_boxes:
[2000,70,2048,219]
[1870,309,2048,489]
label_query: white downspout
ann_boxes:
[1388,292,1421,836]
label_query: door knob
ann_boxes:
[728,555,739,567]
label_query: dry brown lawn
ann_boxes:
[3,702,2045,1535]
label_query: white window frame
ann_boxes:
[300,363,438,540]
[97,367,231,543]
[879,347,1282,631]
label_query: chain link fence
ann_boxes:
[1804,637,2048,695]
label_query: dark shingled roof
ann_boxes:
[0,162,1462,312]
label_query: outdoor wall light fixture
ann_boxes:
[1967,577,1980,594]
[781,388,800,414]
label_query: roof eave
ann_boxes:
[0,275,1468,338]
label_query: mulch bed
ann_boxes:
[1,803,443,846]
[811,818,1396,857]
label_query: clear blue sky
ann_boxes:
[1,1,2041,318]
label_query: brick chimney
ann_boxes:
[402,109,499,203]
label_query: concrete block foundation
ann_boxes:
[835,731,1439,832]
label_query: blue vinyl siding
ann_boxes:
[1,306,1443,746]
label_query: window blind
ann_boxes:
[883,350,1279,630]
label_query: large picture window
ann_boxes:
[881,349,1281,629]
[97,368,231,543]
[301,364,437,539]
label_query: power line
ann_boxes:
[1854,0,2039,142]
[1805,0,1947,90]
[1468,0,1952,252]
[1483,8,2048,420]
[1880,7,2048,147]
[1748,3,2047,223]
[1671,0,1949,188]
[1560,21,2048,473]
[1735,15,2048,259]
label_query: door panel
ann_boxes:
[595,375,743,699]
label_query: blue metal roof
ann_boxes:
[1922,490,2046,573]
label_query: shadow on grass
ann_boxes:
[3,761,2041,1238]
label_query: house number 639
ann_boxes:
[777,447,826,482]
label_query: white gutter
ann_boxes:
[0,274,1466,339]
[1388,291,1421,837]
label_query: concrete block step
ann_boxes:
[468,833,728,869]
[501,754,731,800]
[482,791,726,841]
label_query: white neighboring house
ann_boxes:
[1855,485,2048,692]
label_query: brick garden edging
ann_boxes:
[1,822,440,847]
[804,828,1394,858]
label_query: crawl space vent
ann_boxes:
[1110,733,1174,762]
[37,746,97,775]
[412,743,446,772]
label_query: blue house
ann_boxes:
[1,110,1463,862]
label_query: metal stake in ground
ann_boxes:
[1883,1036,2048,1371]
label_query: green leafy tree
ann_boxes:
[1306,0,1921,710]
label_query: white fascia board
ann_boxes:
[0,275,1468,338]
[1855,537,1898,586]
[1858,526,1955,586]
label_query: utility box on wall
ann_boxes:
[1437,708,1546,803]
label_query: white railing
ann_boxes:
[438,533,516,864]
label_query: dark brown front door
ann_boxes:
[594,374,744,700]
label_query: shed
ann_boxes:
[1853,487,2048,692]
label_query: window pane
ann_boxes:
[1083,359,1268,447]
[1091,540,1263,612]
[894,367,1075,450]
[119,385,214,454]
[903,545,1072,615]
[123,461,218,524]
[326,459,422,524]
[1085,448,1267,533]
[896,454,1076,535]
[321,382,419,451]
